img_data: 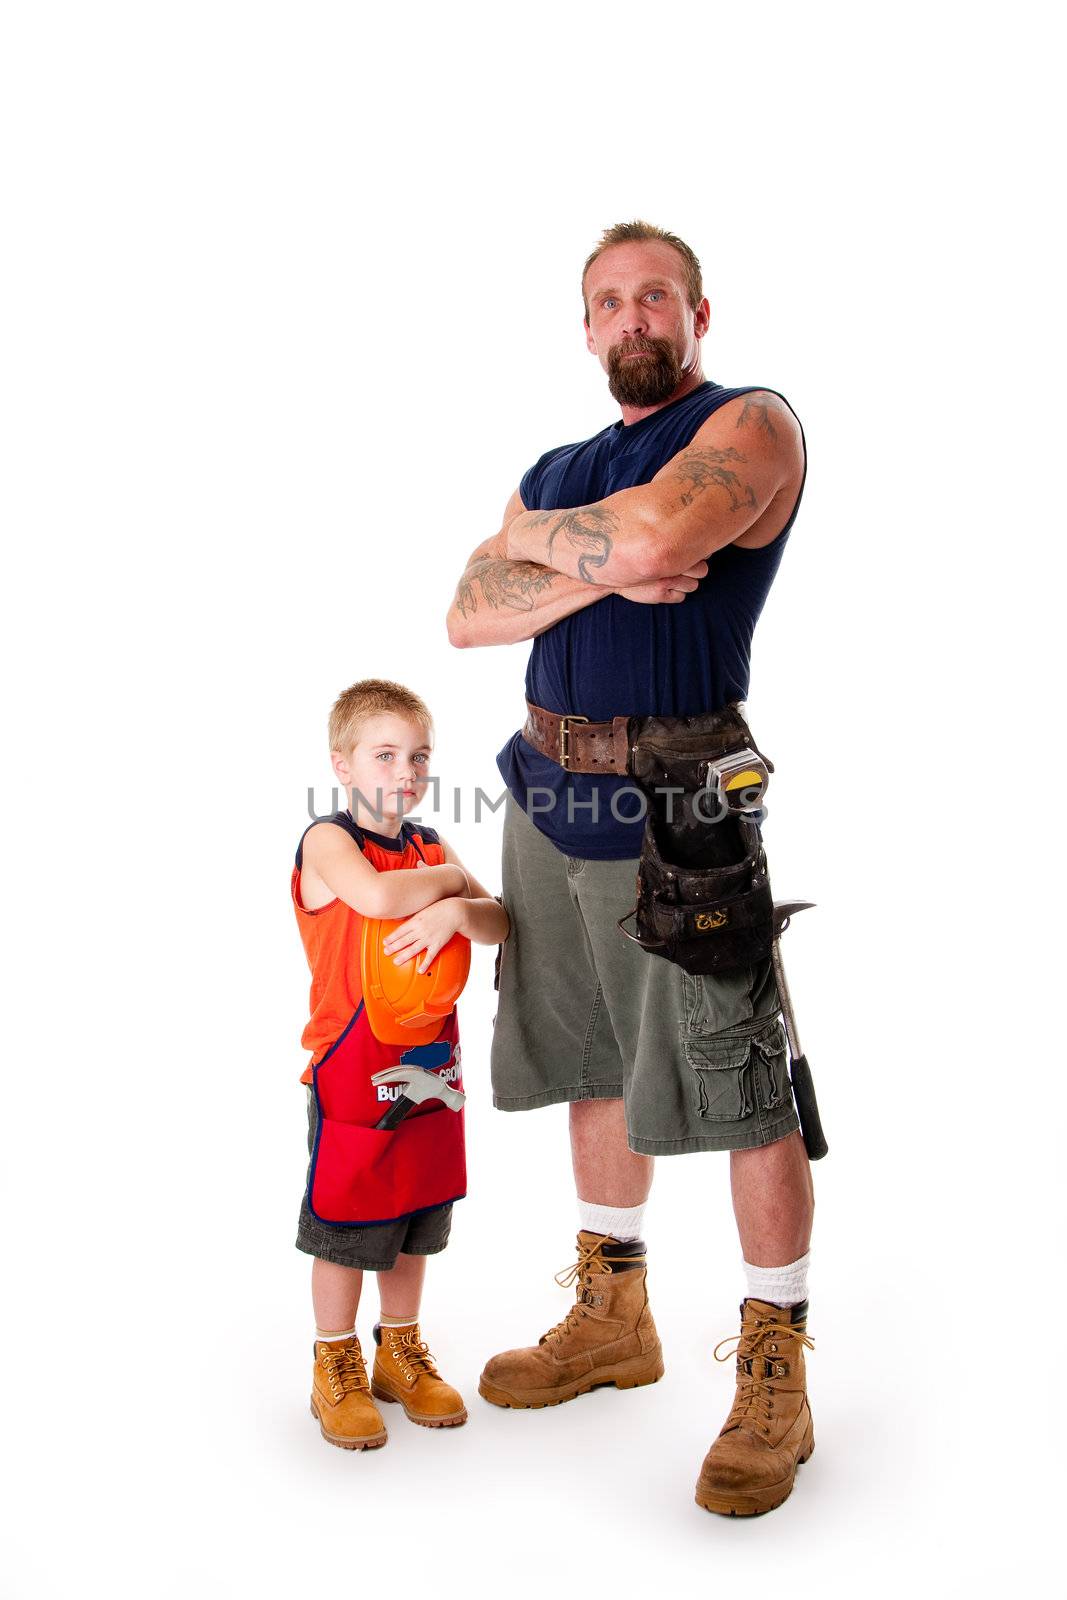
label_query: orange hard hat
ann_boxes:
[360,916,471,1045]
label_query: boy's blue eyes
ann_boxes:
[376,752,429,763]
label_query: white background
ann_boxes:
[2,3,1061,1596]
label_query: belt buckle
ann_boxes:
[558,714,589,771]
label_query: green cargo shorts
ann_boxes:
[490,794,801,1155]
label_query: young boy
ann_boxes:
[293,678,509,1450]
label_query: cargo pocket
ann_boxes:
[683,1033,753,1122]
[751,1017,791,1114]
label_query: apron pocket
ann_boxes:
[309,1105,467,1226]
[683,1034,753,1121]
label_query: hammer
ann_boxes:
[371,1065,466,1131]
[771,900,828,1162]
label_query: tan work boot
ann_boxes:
[370,1323,468,1427]
[696,1298,815,1516]
[310,1334,388,1450]
[478,1231,664,1408]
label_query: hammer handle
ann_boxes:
[375,1095,415,1132]
[790,1054,828,1162]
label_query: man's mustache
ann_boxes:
[610,336,668,362]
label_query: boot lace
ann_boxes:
[539,1236,613,1346]
[713,1319,815,1436]
[319,1339,370,1400]
[388,1328,439,1383]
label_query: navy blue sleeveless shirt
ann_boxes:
[495,380,806,859]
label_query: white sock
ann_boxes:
[378,1315,417,1329]
[743,1252,810,1308]
[315,1326,356,1343]
[577,1199,646,1243]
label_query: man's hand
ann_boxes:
[618,559,708,603]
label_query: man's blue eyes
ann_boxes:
[602,292,664,309]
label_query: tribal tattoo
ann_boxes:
[525,505,619,583]
[671,446,757,514]
[736,395,779,440]
[454,557,557,617]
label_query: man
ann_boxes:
[446,221,814,1518]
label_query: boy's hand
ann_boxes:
[383,898,466,973]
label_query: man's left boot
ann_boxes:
[695,1298,815,1517]
[478,1232,663,1407]
[370,1323,468,1428]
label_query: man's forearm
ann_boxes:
[493,393,800,588]
[503,440,772,585]
[446,553,611,647]
[503,497,664,587]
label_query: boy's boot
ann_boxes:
[370,1323,468,1427]
[695,1298,815,1516]
[478,1231,664,1409]
[310,1334,388,1450]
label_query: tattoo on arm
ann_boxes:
[455,558,557,618]
[736,396,779,441]
[671,446,757,514]
[525,505,619,583]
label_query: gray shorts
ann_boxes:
[490,794,801,1156]
[295,1089,453,1271]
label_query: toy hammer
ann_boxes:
[371,1065,466,1131]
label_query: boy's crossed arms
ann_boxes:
[300,822,509,972]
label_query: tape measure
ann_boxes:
[700,747,771,814]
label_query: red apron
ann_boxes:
[308,1003,465,1226]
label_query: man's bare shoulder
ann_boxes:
[690,390,804,470]
[665,390,805,550]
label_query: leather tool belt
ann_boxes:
[522,701,632,774]
[523,699,775,976]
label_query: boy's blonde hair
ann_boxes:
[328,679,434,755]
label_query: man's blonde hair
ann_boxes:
[582,220,703,319]
[328,678,434,755]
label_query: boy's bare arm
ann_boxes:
[441,837,510,944]
[301,824,468,918]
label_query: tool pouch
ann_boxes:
[617,706,775,976]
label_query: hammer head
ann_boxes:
[371,1065,465,1112]
[772,899,816,940]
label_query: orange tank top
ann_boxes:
[292,812,445,1082]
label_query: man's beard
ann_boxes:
[606,335,683,407]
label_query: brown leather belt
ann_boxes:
[522,701,633,774]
